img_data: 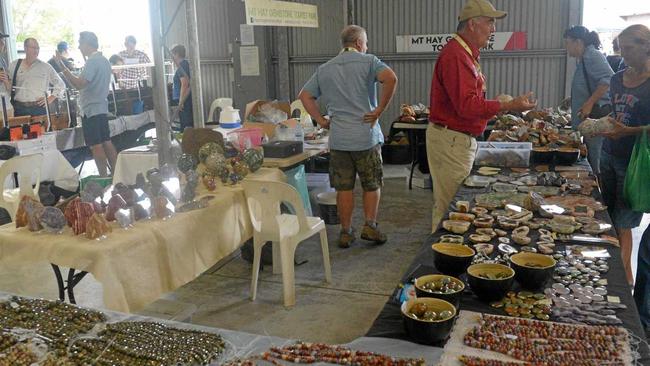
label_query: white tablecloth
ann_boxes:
[0,168,285,312]
[0,149,79,191]
[113,147,159,185]
[55,110,155,151]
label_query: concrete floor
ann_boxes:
[0,167,432,344]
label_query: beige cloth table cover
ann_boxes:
[0,168,284,313]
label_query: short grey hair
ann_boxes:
[457,20,469,32]
[79,31,99,49]
[340,25,366,46]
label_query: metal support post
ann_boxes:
[186,0,205,127]
[149,0,173,166]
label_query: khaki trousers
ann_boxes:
[426,124,477,232]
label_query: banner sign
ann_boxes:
[245,0,318,28]
[396,32,527,53]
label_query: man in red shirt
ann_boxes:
[427,0,536,232]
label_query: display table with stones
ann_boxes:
[0,292,440,366]
[366,161,650,365]
[0,168,286,313]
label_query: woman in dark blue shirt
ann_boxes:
[171,44,193,131]
[598,26,650,329]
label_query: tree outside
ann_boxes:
[11,0,77,51]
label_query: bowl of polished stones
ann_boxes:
[510,252,557,290]
[401,297,457,345]
[467,263,515,302]
[414,274,465,307]
[490,290,552,320]
[431,243,476,276]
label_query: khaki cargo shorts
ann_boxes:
[329,144,383,191]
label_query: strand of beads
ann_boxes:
[459,356,534,366]
[222,342,425,366]
[267,342,425,365]
[0,343,38,365]
[100,321,225,365]
[462,314,628,365]
[0,332,17,353]
[0,296,106,354]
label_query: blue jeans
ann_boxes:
[635,225,650,330]
[584,135,603,175]
[600,151,644,228]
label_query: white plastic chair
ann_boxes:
[207,98,234,123]
[290,99,306,119]
[0,154,43,220]
[242,180,332,307]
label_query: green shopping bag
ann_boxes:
[624,129,650,212]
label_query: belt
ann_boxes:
[432,122,476,138]
[13,101,41,107]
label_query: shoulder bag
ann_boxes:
[580,61,612,118]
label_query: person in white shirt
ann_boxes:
[0,32,12,120]
[0,38,66,117]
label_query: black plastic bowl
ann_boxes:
[555,148,580,165]
[510,252,557,290]
[414,274,465,308]
[531,147,555,164]
[401,297,457,345]
[467,263,515,302]
[432,243,475,276]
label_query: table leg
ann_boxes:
[50,264,65,301]
[49,264,88,304]
[408,130,419,190]
[66,268,89,304]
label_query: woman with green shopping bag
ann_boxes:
[598,24,650,285]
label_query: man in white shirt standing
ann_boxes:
[0,32,12,120]
[0,38,65,117]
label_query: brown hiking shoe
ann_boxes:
[339,229,356,248]
[361,223,387,244]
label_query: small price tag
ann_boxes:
[607,296,620,304]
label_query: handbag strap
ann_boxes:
[10,59,23,104]
[580,60,593,95]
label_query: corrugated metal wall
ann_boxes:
[288,0,345,56]
[163,0,233,118]
[160,0,579,130]
[286,0,580,132]
[350,0,576,124]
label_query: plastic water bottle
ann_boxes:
[294,124,304,142]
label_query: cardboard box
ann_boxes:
[243,121,276,138]
[243,100,292,138]
[244,100,291,120]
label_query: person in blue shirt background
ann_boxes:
[564,25,614,175]
[299,25,397,249]
[171,44,192,131]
